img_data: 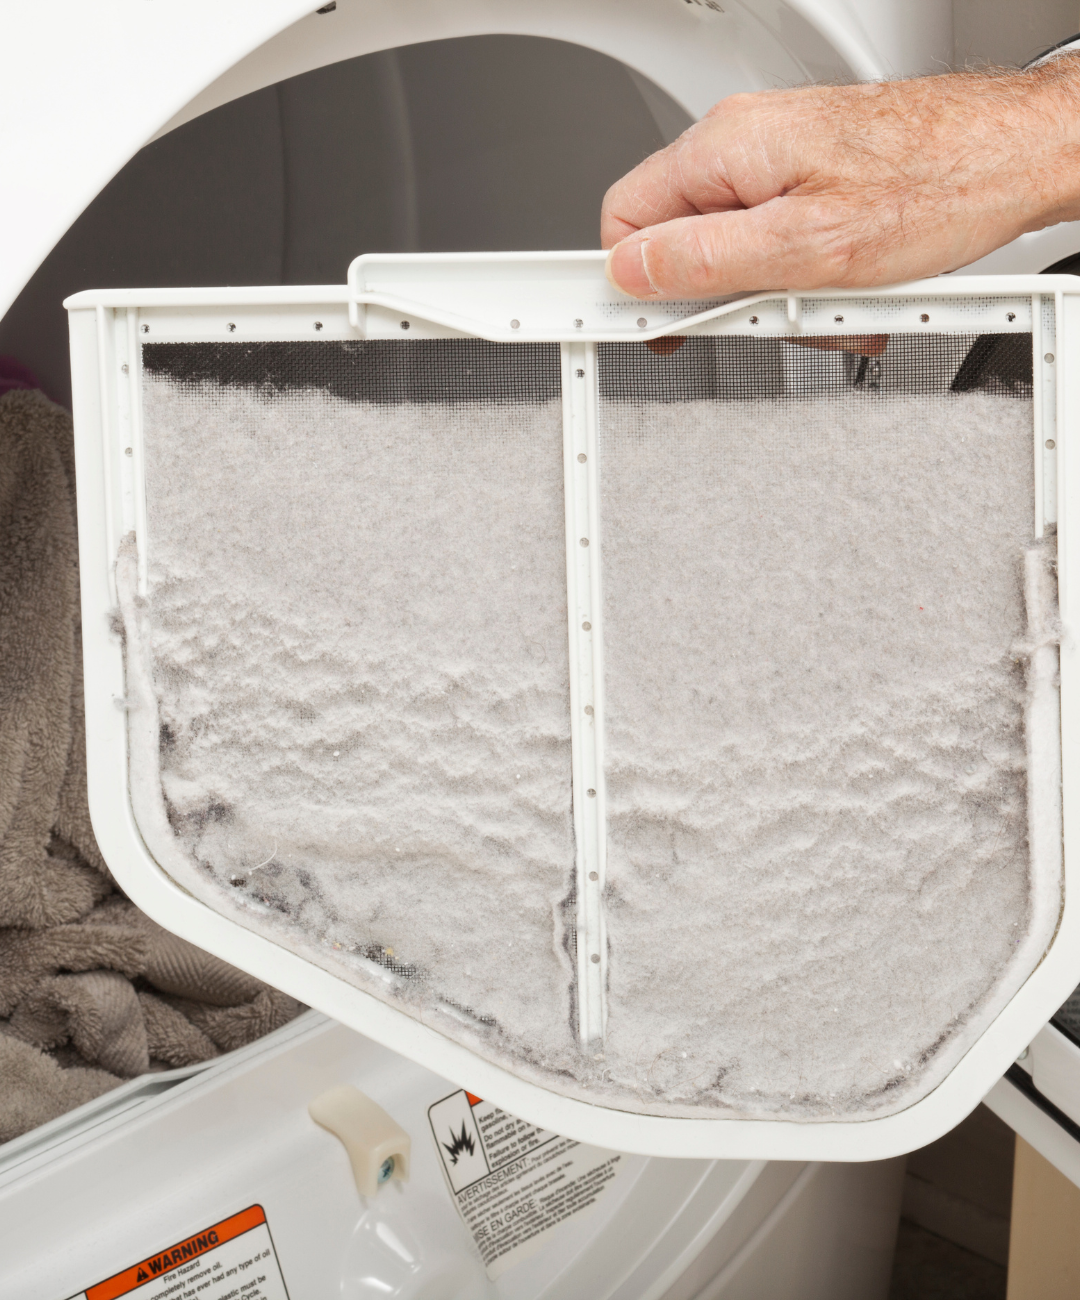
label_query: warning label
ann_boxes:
[428,1089,622,1280]
[68,1205,289,1300]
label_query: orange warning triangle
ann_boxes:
[465,1092,482,1107]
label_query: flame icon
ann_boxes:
[443,1121,476,1165]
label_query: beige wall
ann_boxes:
[1007,1137,1080,1299]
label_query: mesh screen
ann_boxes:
[125,326,1053,1123]
[1053,988,1080,1045]
[134,338,577,1067]
[595,331,1043,1117]
[597,332,1032,402]
[142,339,560,405]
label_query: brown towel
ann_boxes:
[0,389,110,928]
[0,388,300,1143]
[0,1034,119,1139]
[9,970,149,1077]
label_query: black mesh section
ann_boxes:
[598,333,1033,402]
[142,339,561,405]
[1053,986,1080,1047]
[599,336,786,401]
[952,334,1034,392]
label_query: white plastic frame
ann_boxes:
[66,257,1080,1159]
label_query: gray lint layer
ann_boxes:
[137,374,576,1060]
[123,342,1058,1121]
[599,391,1048,1117]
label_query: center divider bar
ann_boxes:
[562,341,607,1047]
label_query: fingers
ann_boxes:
[605,176,1005,299]
[603,92,867,297]
[600,101,771,249]
[601,209,645,250]
[606,236,658,296]
[600,90,804,251]
[600,143,717,249]
[606,200,871,299]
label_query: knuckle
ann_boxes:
[706,91,753,120]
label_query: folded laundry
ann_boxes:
[0,386,300,1143]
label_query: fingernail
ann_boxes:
[606,238,657,298]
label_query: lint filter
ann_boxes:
[66,255,1080,1159]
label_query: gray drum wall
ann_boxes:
[0,35,689,410]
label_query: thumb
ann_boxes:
[606,200,858,299]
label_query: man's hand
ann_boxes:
[602,62,1080,299]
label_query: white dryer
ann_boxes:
[2,4,1076,1297]
[0,1012,905,1300]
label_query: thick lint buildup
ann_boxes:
[134,348,576,1058]
[121,336,1060,1121]
[597,386,1050,1116]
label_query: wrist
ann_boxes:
[1013,58,1080,230]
